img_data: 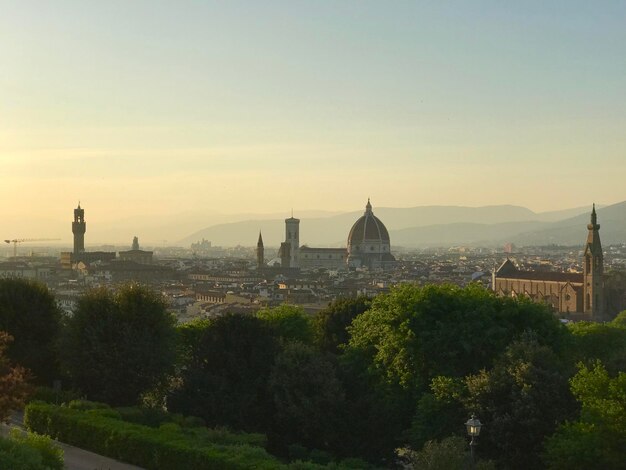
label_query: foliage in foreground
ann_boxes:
[24,401,282,470]
[24,401,371,470]
[0,279,61,384]
[543,362,626,470]
[59,283,178,406]
[0,429,63,470]
[168,314,280,433]
[397,436,495,470]
[256,305,315,345]
[0,331,31,422]
[347,283,567,392]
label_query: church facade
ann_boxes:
[258,200,396,271]
[493,205,606,320]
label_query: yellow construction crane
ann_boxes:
[4,238,61,259]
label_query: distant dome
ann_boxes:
[347,199,395,269]
[347,199,390,246]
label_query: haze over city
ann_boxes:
[2,1,625,243]
[1,3,626,469]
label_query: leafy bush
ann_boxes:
[116,405,175,427]
[0,429,63,470]
[85,408,122,420]
[67,399,111,411]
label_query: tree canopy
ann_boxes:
[567,321,626,373]
[268,342,345,453]
[168,313,279,432]
[463,333,575,469]
[60,284,177,406]
[544,362,626,470]
[256,305,314,345]
[347,283,566,392]
[0,279,61,384]
[314,297,371,354]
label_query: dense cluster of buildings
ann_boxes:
[0,202,624,323]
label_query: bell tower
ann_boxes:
[72,203,86,254]
[583,204,604,317]
[257,231,265,268]
[285,214,300,268]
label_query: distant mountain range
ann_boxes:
[178,201,626,248]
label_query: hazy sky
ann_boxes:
[1,1,625,241]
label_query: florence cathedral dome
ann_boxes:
[347,199,396,269]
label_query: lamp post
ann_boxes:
[465,414,482,467]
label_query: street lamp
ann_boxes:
[465,414,482,466]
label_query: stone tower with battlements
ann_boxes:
[72,203,86,254]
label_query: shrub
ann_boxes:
[67,399,110,411]
[116,406,174,428]
[85,408,122,420]
[0,429,63,470]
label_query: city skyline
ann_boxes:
[2,1,625,239]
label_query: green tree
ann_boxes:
[257,305,314,344]
[463,333,575,469]
[60,284,177,406]
[409,376,467,450]
[0,279,61,384]
[567,321,626,373]
[314,297,371,354]
[348,284,566,392]
[0,332,31,422]
[268,342,345,453]
[544,362,626,470]
[167,314,279,432]
[333,348,410,464]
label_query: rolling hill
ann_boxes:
[178,203,625,248]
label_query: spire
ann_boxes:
[257,231,264,247]
[588,203,600,231]
[591,203,597,225]
[365,198,372,214]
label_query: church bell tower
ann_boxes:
[72,203,86,254]
[257,231,265,268]
[284,214,300,268]
[583,204,604,317]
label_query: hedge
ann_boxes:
[69,400,267,447]
[24,402,281,470]
[0,429,63,470]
